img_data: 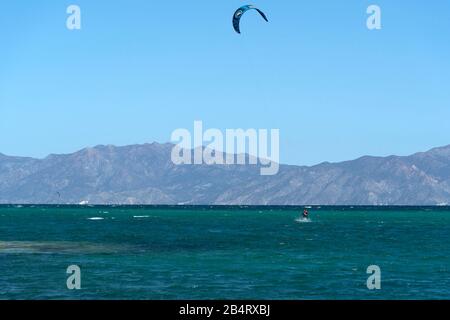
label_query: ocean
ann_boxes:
[1,205,449,300]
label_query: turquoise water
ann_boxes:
[1,205,450,300]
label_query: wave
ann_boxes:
[295,217,312,223]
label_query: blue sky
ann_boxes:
[0,0,449,165]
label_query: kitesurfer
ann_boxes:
[303,209,309,218]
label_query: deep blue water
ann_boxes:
[1,205,450,300]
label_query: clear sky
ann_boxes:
[1,0,449,165]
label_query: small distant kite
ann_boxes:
[233,5,268,34]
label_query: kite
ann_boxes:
[233,5,268,34]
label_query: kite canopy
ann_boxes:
[233,5,268,34]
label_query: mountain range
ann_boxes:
[1,143,450,205]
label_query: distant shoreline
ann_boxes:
[2,204,449,209]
